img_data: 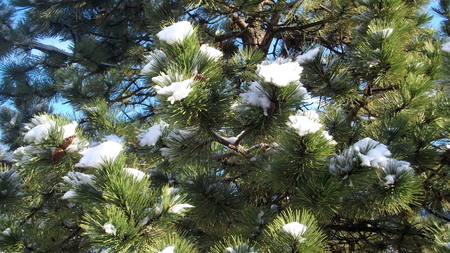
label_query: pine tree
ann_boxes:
[1,0,450,252]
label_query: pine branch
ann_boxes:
[29,41,72,58]
[423,207,450,222]
[214,132,249,157]
[276,20,329,33]
[49,226,83,251]
[25,188,56,220]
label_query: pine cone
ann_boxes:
[52,148,65,164]
[61,135,76,149]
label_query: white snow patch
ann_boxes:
[23,115,55,144]
[288,114,323,136]
[140,50,167,75]
[239,82,272,116]
[139,122,168,146]
[372,28,394,39]
[200,44,223,60]
[442,42,450,53]
[287,110,336,143]
[102,134,125,144]
[158,246,175,253]
[61,189,77,199]
[444,242,450,249]
[155,78,194,104]
[281,222,307,242]
[157,21,194,44]
[169,203,194,214]
[353,138,391,168]
[62,171,94,186]
[102,222,116,235]
[75,141,123,168]
[225,244,256,253]
[257,59,303,87]
[384,174,396,185]
[62,121,77,139]
[2,228,11,236]
[123,168,146,181]
[296,48,320,64]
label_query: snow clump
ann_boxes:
[123,168,146,181]
[296,48,320,64]
[353,137,391,168]
[372,28,394,39]
[155,78,194,104]
[442,42,450,53]
[139,122,168,147]
[200,44,223,60]
[75,140,123,168]
[61,171,95,199]
[140,50,167,75]
[239,82,272,116]
[169,203,194,214]
[287,110,336,143]
[102,222,116,235]
[225,244,257,253]
[23,115,55,144]
[281,222,307,242]
[2,228,11,236]
[23,115,78,145]
[157,21,194,44]
[287,110,323,136]
[158,246,175,253]
[256,58,303,87]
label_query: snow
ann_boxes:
[158,246,175,253]
[155,78,194,104]
[83,107,100,112]
[140,50,166,75]
[372,28,394,39]
[287,114,323,136]
[102,222,116,235]
[257,211,264,224]
[123,168,146,181]
[157,21,194,44]
[30,41,73,57]
[442,42,450,53]
[239,82,272,116]
[225,244,256,253]
[200,44,223,60]
[62,121,77,139]
[24,123,53,144]
[383,159,413,177]
[281,222,307,242]
[139,122,168,146]
[384,174,396,185]
[287,110,336,144]
[169,203,194,214]
[296,48,320,64]
[167,187,180,195]
[62,171,94,186]
[23,115,55,144]
[23,115,78,145]
[358,153,374,167]
[75,141,123,168]
[257,59,303,87]
[353,138,391,168]
[61,172,96,199]
[102,134,125,144]
[444,242,450,249]
[2,228,11,236]
[61,189,77,199]
[61,81,73,90]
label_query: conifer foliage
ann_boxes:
[1,0,450,252]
